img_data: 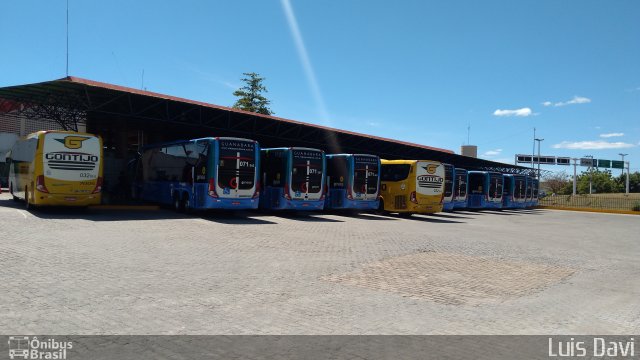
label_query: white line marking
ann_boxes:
[16,210,28,219]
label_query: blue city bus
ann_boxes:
[467,171,503,209]
[442,163,455,211]
[532,178,540,207]
[325,154,380,210]
[452,168,468,209]
[524,175,534,208]
[260,147,326,210]
[502,174,517,209]
[502,175,527,209]
[134,137,260,211]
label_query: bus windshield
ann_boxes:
[291,149,323,194]
[217,139,256,191]
[353,156,379,195]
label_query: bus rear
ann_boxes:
[512,175,527,208]
[380,160,444,214]
[212,138,260,208]
[442,164,455,212]
[288,148,325,210]
[502,174,516,209]
[33,131,103,207]
[452,168,468,209]
[325,154,380,210]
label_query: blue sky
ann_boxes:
[1,0,639,172]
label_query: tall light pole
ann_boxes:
[531,128,536,174]
[585,155,594,195]
[619,153,628,176]
[534,138,544,179]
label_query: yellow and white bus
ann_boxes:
[379,159,444,214]
[7,131,103,208]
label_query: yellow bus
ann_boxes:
[379,159,444,214]
[7,131,103,208]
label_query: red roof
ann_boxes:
[60,76,454,154]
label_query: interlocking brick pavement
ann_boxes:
[0,194,638,334]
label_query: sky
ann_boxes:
[1,0,639,173]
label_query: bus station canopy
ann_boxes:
[0,77,533,174]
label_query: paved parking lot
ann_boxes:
[0,192,638,334]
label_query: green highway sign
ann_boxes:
[612,160,625,169]
[596,159,611,168]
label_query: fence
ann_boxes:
[539,194,640,212]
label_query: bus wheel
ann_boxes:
[10,184,19,202]
[375,199,385,214]
[173,194,183,212]
[399,212,413,218]
[24,187,31,210]
[182,193,192,214]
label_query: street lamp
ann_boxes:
[534,138,544,179]
[585,155,594,194]
[619,153,628,176]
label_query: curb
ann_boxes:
[536,206,640,216]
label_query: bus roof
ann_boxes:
[380,159,440,165]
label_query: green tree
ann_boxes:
[232,72,274,115]
[615,171,640,193]
[576,169,621,194]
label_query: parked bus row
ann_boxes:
[5,131,539,212]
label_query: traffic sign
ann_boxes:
[580,158,594,167]
[516,155,532,164]
[596,159,611,168]
[611,160,625,169]
[556,157,571,165]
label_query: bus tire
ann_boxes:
[25,187,31,210]
[375,199,385,214]
[10,184,19,202]
[182,193,191,214]
[173,193,183,212]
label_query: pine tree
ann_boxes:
[232,72,274,115]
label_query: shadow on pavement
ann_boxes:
[399,214,464,224]
[269,212,345,223]
[324,211,399,221]
[428,212,474,220]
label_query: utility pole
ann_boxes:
[625,161,630,195]
[535,138,544,179]
[531,128,536,175]
[572,158,578,195]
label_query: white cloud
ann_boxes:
[599,132,624,138]
[493,108,532,117]
[552,140,635,150]
[482,149,503,157]
[543,95,591,107]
